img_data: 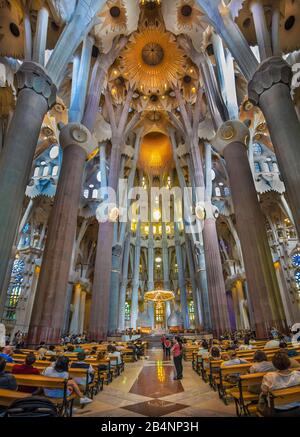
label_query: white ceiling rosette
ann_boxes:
[161,0,209,52]
[94,0,140,53]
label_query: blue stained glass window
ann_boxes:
[254,162,261,173]
[295,270,300,284]
[253,143,263,155]
[12,259,25,275]
[292,253,300,267]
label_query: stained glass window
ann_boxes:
[295,269,300,284]
[125,302,131,321]
[3,258,25,321]
[253,143,263,155]
[188,300,195,322]
[292,253,300,267]
[155,303,164,322]
[254,162,261,173]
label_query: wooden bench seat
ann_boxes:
[11,374,76,417]
[0,388,30,408]
[229,372,266,416]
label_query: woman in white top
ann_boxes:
[261,352,300,416]
[43,356,92,405]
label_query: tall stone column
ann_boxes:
[185,236,202,329]
[79,290,86,335]
[214,120,286,337]
[32,3,49,66]
[226,290,237,331]
[147,224,155,329]
[130,223,141,330]
[174,223,189,329]
[0,62,56,313]
[108,244,122,334]
[203,215,231,336]
[118,235,131,331]
[162,223,170,290]
[0,0,106,308]
[70,284,81,334]
[248,57,300,236]
[27,123,92,345]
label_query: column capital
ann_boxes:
[59,122,93,156]
[213,120,250,156]
[248,56,292,106]
[16,61,57,109]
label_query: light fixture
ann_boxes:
[155,257,162,263]
[144,289,175,303]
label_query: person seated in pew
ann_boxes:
[12,353,40,393]
[260,352,300,416]
[250,351,275,374]
[279,342,300,369]
[46,345,56,356]
[43,356,92,405]
[0,357,17,391]
[221,350,249,367]
[203,346,222,369]
[36,342,48,360]
[238,336,253,351]
[264,335,280,349]
[73,345,84,353]
[197,340,209,357]
[70,352,94,388]
[107,345,122,366]
[96,351,110,372]
[0,346,14,363]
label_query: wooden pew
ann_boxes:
[267,385,300,416]
[12,374,76,417]
[218,363,252,403]
[230,372,266,416]
[0,388,30,408]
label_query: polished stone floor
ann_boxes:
[76,349,235,417]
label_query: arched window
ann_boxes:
[42,166,49,177]
[215,187,221,197]
[125,302,131,321]
[92,189,98,199]
[254,162,261,173]
[83,189,89,199]
[52,165,59,177]
[188,301,195,322]
[253,143,263,155]
[49,145,59,159]
[33,167,40,177]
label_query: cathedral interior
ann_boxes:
[2,0,300,421]
[0,0,300,346]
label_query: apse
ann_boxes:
[138,132,174,176]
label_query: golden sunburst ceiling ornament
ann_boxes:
[121,27,185,95]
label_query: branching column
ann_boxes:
[174,223,189,329]
[0,63,56,313]
[214,120,286,337]
[147,224,155,329]
[27,124,92,345]
[249,57,300,235]
[118,235,131,331]
[130,223,141,330]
